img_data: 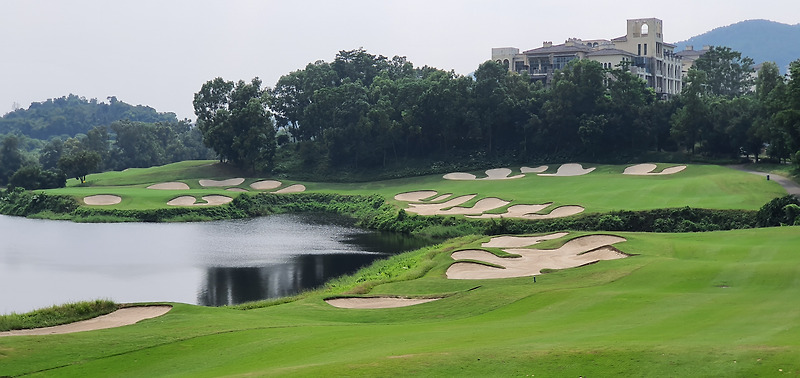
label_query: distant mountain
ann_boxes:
[674,19,800,74]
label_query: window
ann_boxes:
[644,43,648,55]
[638,44,641,55]
[641,24,649,35]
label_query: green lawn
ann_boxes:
[1,227,798,376]
[44,161,786,213]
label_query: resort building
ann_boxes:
[493,18,682,98]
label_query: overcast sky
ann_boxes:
[2,0,799,121]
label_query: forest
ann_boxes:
[2,47,799,188]
[195,47,800,176]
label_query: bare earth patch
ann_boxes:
[274,184,306,193]
[325,297,440,309]
[0,306,172,336]
[83,195,122,205]
[447,234,628,279]
[146,182,190,190]
[199,178,245,187]
[538,163,596,177]
[167,195,233,206]
[250,180,282,190]
[623,164,687,175]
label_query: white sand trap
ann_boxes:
[538,163,596,177]
[147,182,190,190]
[521,165,548,173]
[325,297,440,309]
[443,172,477,180]
[444,168,523,181]
[482,168,525,180]
[199,178,245,187]
[167,195,233,206]
[83,195,122,205]
[447,235,628,279]
[250,180,282,190]
[466,203,552,219]
[429,194,452,202]
[438,197,510,215]
[521,205,584,219]
[226,188,248,192]
[623,164,687,175]
[394,190,438,202]
[273,184,306,193]
[406,195,476,216]
[481,232,570,248]
[0,306,171,336]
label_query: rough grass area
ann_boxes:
[0,300,117,331]
[1,229,799,376]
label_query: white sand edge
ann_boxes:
[250,180,282,190]
[199,178,245,187]
[394,190,438,202]
[0,306,172,336]
[273,184,306,193]
[538,163,595,177]
[83,195,122,205]
[147,182,190,190]
[325,297,440,309]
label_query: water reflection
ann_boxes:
[198,254,378,306]
[0,214,434,314]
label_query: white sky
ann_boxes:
[2,0,799,121]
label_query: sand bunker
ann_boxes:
[147,182,190,190]
[226,188,248,192]
[538,163,596,177]
[481,232,569,248]
[83,195,122,205]
[521,165,548,173]
[395,190,438,202]
[443,168,524,181]
[199,178,245,187]
[250,180,282,190]
[623,164,687,175]
[0,306,172,336]
[447,234,628,279]
[396,191,583,220]
[325,297,440,309]
[273,184,306,193]
[167,195,233,206]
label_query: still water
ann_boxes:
[0,214,433,314]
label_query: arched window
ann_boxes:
[641,23,649,35]
[503,59,510,69]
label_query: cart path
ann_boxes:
[728,165,800,196]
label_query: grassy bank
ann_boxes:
[0,300,117,332]
[1,228,798,376]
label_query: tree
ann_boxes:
[690,46,755,98]
[9,164,65,190]
[0,135,24,185]
[194,77,277,171]
[58,150,100,183]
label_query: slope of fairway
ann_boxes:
[2,227,798,376]
[42,162,785,214]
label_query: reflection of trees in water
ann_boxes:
[198,254,380,306]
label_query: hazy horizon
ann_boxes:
[2,0,799,120]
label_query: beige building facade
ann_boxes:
[492,18,682,98]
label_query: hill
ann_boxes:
[674,19,800,73]
[0,94,179,140]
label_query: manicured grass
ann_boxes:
[1,227,798,376]
[44,161,786,214]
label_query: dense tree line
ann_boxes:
[0,94,178,140]
[197,48,800,173]
[0,95,215,188]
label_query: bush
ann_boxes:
[756,195,800,227]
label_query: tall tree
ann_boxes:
[690,46,755,98]
[194,77,277,171]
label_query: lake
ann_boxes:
[0,214,433,314]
